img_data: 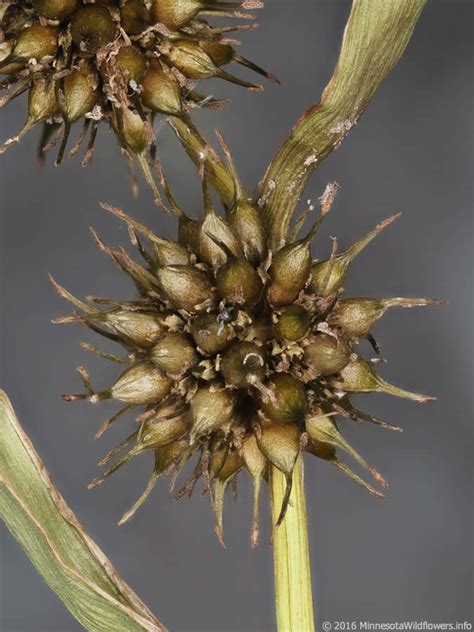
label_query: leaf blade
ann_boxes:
[259,0,427,249]
[0,390,166,632]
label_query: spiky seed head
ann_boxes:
[54,167,439,545]
[0,1,272,195]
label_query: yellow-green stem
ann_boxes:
[270,458,315,632]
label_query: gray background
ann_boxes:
[1,1,472,630]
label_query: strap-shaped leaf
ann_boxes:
[258,0,427,250]
[169,1,427,253]
[0,390,166,632]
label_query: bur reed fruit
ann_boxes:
[32,0,79,21]
[303,333,352,376]
[52,134,440,547]
[0,0,276,200]
[273,305,311,342]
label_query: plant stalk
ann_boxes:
[270,458,315,632]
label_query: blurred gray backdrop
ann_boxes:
[1,1,473,630]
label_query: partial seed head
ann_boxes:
[0,0,269,191]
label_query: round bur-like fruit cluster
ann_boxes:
[0,0,276,201]
[52,136,440,547]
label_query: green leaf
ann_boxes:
[259,0,427,250]
[0,390,166,632]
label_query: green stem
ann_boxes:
[168,117,235,205]
[270,458,315,632]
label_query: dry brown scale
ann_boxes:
[0,0,277,201]
[50,133,442,548]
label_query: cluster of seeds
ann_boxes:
[52,135,440,547]
[0,0,276,200]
